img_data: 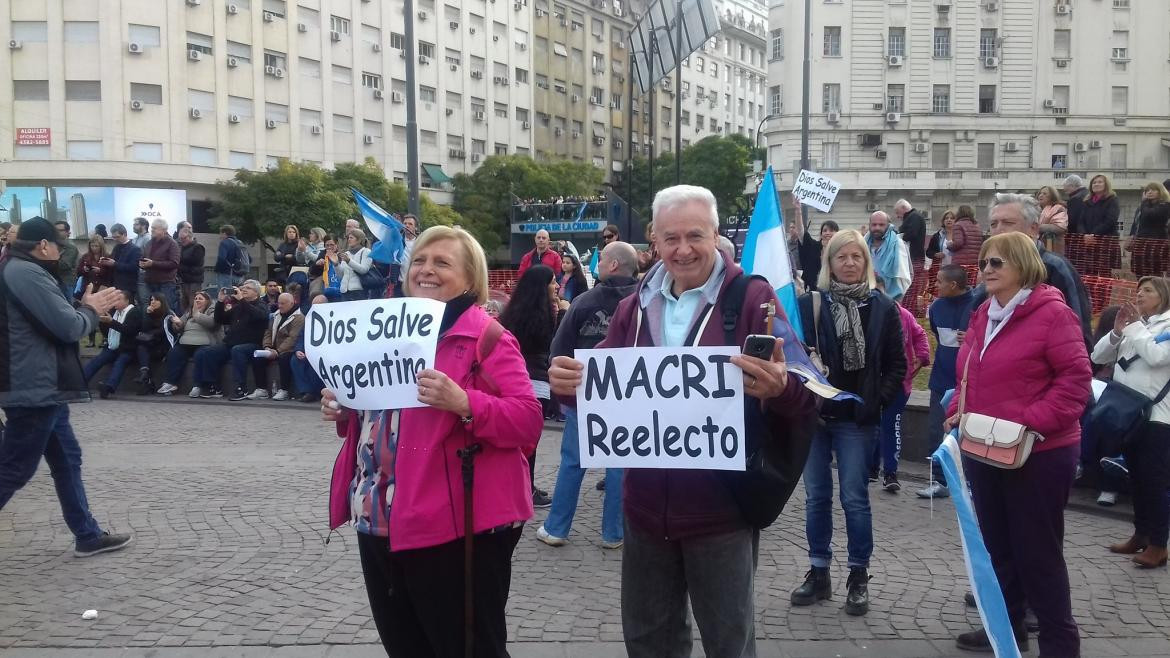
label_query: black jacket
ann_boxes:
[926,230,945,261]
[900,209,927,262]
[179,242,206,284]
[106,306,143,354]
[550,275,638,357]
[796,232,822,292]
[110,241,142,292]
[214,298,269,346]
[1131,201,1170,240]
[1078,194,1120,236]
[1066,187,1089,233]
[798,289,906,426]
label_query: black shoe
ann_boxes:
[532,490,552,508]
[956,622,1029,653]
[134,367,150,384]
[300,393,320,403]
[964,591,977,608]
[844,567,871,616]
[74,531,133,558]
[790,567,831,606]
[882,473,901,493]
[199,386,223,399]
[867,469,879,483]
[595,479,606,491]
[97,384,112,400]
[228,386,248,401]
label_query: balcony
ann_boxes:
[754,167,1161,194]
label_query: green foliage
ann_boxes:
[623,135,753,223]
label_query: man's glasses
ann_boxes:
[978,257,1005,271]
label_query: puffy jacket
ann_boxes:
[1131,201,1170,240]
[1077,194,1120,236]
[947,217,983,266]
[948,284,1091,453]
[327,304,543,551]
[899,303,930,395]
[594,255,818,541]
[262,310,305,355]
[214,298,269,346]
[1039,204,1069,231]
[1091,310,1170,425]
[178,241,206,285]
[0,252,100,406]
[338,247,373,293]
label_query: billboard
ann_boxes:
[0,186,187,236]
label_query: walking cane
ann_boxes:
[457,442,482,658]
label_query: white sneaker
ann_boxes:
[245,388,269,400]
[187,386,202,399]
[156,383,178,395]
[272,389,290,401]
[1097,491,1118,507]
[600,539,624,550]
[916,482,950,499]
[535,525,567,547]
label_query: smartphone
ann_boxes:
[742,334,776,360]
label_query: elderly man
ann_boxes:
[894,199,927,314]
[139,219,181,310]
[550,185,817,657]
[1063,174,1089,234]
[245,293,304,401]
[191,280,270,400]
[518,229,562,277]
[865,211,911,301]
[0,217,132,557]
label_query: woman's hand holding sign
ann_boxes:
[731,338,788,400]
[320,389,350,423]
[416,368,472,417]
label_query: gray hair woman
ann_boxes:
[337,228,373,301]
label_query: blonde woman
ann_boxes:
[1127,182,1170,277]
[273,224,301,284]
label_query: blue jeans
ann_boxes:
[803,420,874,568]
[193,343,231,387]
[872,391,909,476]
[163,343,201,385]
[544,407,624,543]
[0,404,103,544]
[291,353,323,396]
[82,348,134,389]
[231,343,261,390]
[214,273,238,290]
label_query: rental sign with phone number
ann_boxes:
[574,346,746,471]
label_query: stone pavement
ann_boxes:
[2,399,1169,657]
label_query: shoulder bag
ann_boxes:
[805,291,830,377]
[957,353,1045,469]
[1086,351,1170,455]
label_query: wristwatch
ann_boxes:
[460,414,473,426]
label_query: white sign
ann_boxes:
[305,297,445,410]
[792,169,842,213]
[113,188,188,233]
[575,346,746,471]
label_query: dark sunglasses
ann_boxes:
[978,257,1005,271]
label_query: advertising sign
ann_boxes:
[0,186,188,235]
[15,128,51,146]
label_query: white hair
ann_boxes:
[241,279,263,296]
[652,185,719,232]
[151,219,169,231]
[894,199,912,213]
[1062,174,1085,189]
[990,193,1041,227]
[716,235,736,261]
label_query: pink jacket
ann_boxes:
[947,284,1091,453]
[898,304,930,395]
[1040,203,1068,230]
[328,305,543,551]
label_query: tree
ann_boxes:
[212,160,352,245]
[623,135,753,223]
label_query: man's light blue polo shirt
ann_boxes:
[658,256,725,347]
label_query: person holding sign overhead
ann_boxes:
[549,185,817,658]
[322,226,541,658]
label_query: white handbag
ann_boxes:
[957,355,1044,469]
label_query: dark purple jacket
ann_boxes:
[143,235,180,285]
[595,254,817,540]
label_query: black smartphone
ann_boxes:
[742,334,776,360]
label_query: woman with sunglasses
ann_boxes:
[943,232,1091,656]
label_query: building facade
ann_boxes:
[764,0,1170,228]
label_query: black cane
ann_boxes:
[457,443,482,658]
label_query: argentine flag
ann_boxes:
[740,166,803,342]
[352,188,405,265]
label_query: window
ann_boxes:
[535,73,549,88]
[361,25,381,49]
[13,80,50,101]
[932,143,950,169]
[64,21,99,43]
[227,40,251,63]
[711,62,718,78]
[723,93,731,111]
[265,51,287,69]
[591,52,605,72]
[470,97,485,114]
[821,142,840,168]
[771,29,783,60]
[888,28,905,57]
[419,42,435,59]
[390,32,405,50]
[300,108,321,128]
[262,0,285,16]
[681,110,690,126]
[553,42,567,57]
[738,99,745,116]
[332,65,351,84]
[696,57,704,73]
[514,67,528,83]
[591,86,604,104]
[265,102,288,123]
[12,21,48,43]
[976,142,995,168]
[188,89,214,112]
[446,49,461,67]
[931,85,950,113]
[300,8,320,28]
[494,102,508,118]
[980,29,997,59]
[494,143,509,156]
[1109,144,1127,168]
[611,93,621,110]
[14,144,50,159]
[516,108,529,123]
[361,72,382,89]
[188,146,216,166]
[821,83,840,112]
[65,80,101,101]
[333,114,354,133]
[823,27,841,57]
[1052,85,1070,109]
[710,118,718,132]
[187,32,213,55]
[1112,31,1129,59]
[229,151,254,169]
[128,24,162,48]
[1051,144,1068,168]
[131,142,163,162]
[1113,0,1130,7]
[933,28,951,58]
[300,57,321,78]
[446,91,461,111]
[330,15,350,34]
[886,84,904,113]
[420,131,437,146]
[1054,30,1071,58]
[978,85,996,114]
[770,85,782,115]
[227,95,253,117]
[1111,86,1128,114]
[130,82,163,105]
[420,86,436,103]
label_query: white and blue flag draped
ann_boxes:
[352,188,405,265]
[772,317,860,403]
[575,201,589,222]
[741,165,803,343]
[933,434,1023,658]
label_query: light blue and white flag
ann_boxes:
[741,166,803,343]
[351,188,405,265]
[933,434,1023,658]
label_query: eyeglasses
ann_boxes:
[602,233,615,240]
[978,257,1005,271]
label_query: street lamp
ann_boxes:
[754,113,776,153]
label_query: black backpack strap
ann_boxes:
[1153,376,1170,406]
[721,273,768,344]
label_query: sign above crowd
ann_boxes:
[305,298,444,410]
[511,221,606,234]
[575,346,747,471]
[792,169,843,213]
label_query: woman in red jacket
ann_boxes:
[946,205,983,267]
[945,232,1091,656]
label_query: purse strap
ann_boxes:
[958,352,972,420]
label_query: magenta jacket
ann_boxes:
[898,304,931,396]
[947,284,1091,453]
[329,304,542,551]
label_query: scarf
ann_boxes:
[983,288,1032,355]
[439,292,478,336]
[829,281,870,372]
[866,231,905,299]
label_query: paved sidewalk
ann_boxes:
[2,400,1168,657]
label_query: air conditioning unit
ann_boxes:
[610,101,620,109]
[418,10,428,20]
[983,56,999,69]
[593,136,604,145]
[391,91,404,103]
[887,55,903,66]
[130,99,144,110]
[518,42,528,51]
[471,69,483,78]
[616,40,625,49]
[1073,141,1087,152]
[471,153,482,162]
[1043,99,1055,108]
[886,112,901,123]
[1055,58,1069,68]
[875,148,888,159]
[265,65,277,75]
[418,55,430,65]
[228,113,241,123]
[187,0,201,6]
[469,27,476,34]
[373,89,384,99]
[310,125,322,134]
[8,40,22,50]
[265,119,278,129]
[364,134,375,144]
[1004,141,1019,152]
[445,108,454,115]
[522,121,530,129]
[826,111,840,123]
[571,94,580,103]
[614,139,623,149]
[554,127,563,136]
[936,1,951,12]
[297,22,307,32]
[128,42,143,54]
[1114,117,1127,126]
[227,3,238,14]
[331,31,341,42]
[474,111,486,120]
[985,1,998,10]
[263,10,276,22]
[373,43,382,52]
[227,56,239,67]
[188,49,202,61]
[515,2,522,10]
[913,142,929,153]
[450,21,459,30]
[189,107,203,119]
[449,63,458,71]
[571,130,581,138]
[274,68,284,78]
[1056,4,1071,15]
[1089,140,1103,149]
[536,8,546,16]
[589,96,600,105]
[865,202,880,212]
[493,35,499,42]
[493,76,504,84]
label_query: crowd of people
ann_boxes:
[511,194,610,224]
[4,172,1170,658]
